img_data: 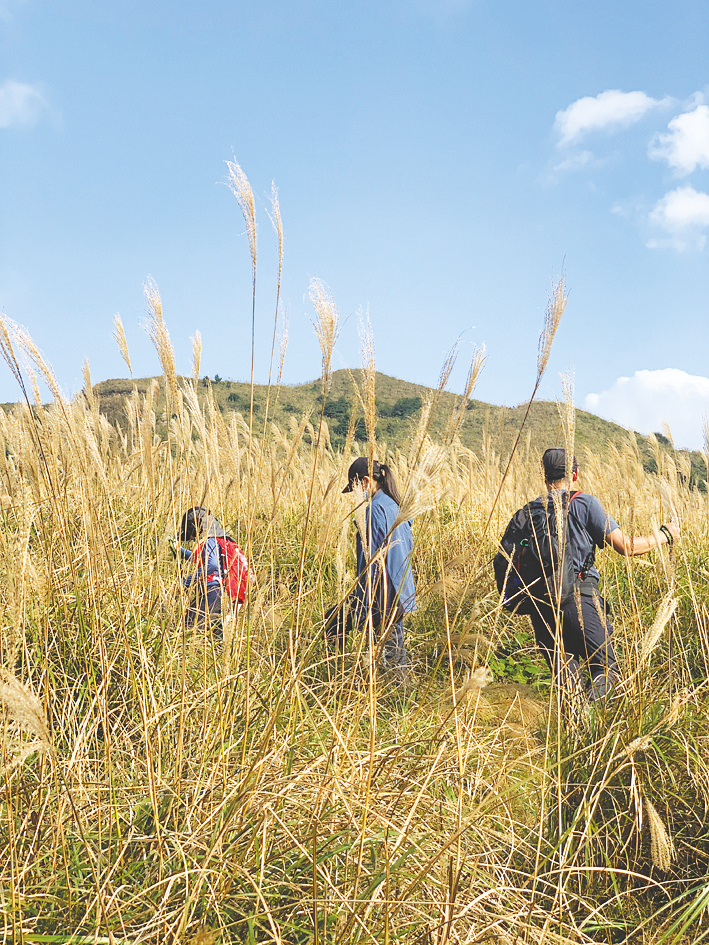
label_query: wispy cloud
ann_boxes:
[647,185,709,250]
[554,90,667,147]
[585,368,709,450]
[649,104,709,175]
[0,80,47,129]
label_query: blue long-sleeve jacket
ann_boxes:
[351,490,416,626]
[180,536,222,589]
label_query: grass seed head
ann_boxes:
[113,313,132,376]
[0,669,52,753]
[309,277,339,394]
[645,797,674,871]
[537,276,568,381]
[191,330,202,383]
[226,159,257,280]
[640,593,678,663]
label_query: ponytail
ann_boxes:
[374,463,401,505]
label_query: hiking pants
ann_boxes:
[529,587,617,698]
[185,581,222,629]
[325,607,409,668]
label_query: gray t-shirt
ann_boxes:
[557,490,619,580]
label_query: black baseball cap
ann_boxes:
[342,457,380,493]
[542,447,578,482]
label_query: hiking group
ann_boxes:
[173,446,679,704]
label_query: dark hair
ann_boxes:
[374,462,401,505]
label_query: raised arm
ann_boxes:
[605,521,679,557]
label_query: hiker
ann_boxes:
[325,458,416,682]
[498,448,679,702]
[171,506,250,634]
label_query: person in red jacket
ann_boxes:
[171,506,250,635]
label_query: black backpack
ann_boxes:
[494,491,588,615]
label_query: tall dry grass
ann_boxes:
[0,170,707,944]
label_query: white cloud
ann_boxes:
[554,90,665,147]
[585,369,709,451]
[551,150,597,173]
[647,185,709,250]
[649,104,709,175]
[0,80,47,129]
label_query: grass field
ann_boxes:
[0,170,708,944]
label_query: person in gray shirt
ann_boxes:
[530,448,679,702]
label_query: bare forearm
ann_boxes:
[606,523,677,556]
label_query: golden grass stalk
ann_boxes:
[645,797,674,871]
[359,311,377,454]
[191,329,202,383]
[226,159,257,281]
[537,276,568,381]
[0,314,24,390]
[15,323,65,404]
[444,344,486,444]
[113,313,132,376]
[394,444,447,528]
[82,359,94,408]
[309,277,339,395]
[351,482,368,561]
[269,180,283,287]
[437,339,459,395]
[0,668,52,752]
[277,306,288,386]
[639,593,678,663]
[144,278,179,411]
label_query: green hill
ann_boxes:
[4,369,703,486]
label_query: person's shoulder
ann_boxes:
[572,491,605,510]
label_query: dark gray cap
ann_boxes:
[342,457,380,493]
[542,448,578,482]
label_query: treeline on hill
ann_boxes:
[82,369,707,488]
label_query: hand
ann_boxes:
[168,535,177,558]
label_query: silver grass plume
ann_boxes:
[359,311,377,450]
[645,797,674,871]
[437,340,459,394]
[15,324,64,404]
[394,445,447,528]
[113,314,132,376]
[82,359,94,408]
[0,668,52,753]
[560,371,576,457]
[537,277,568,381]
[457,666,493,699]
[269,181,283,286]
[309,277,339,394]
[0,315,24,389]
[226,160,257,282]
[191,330,202,383]
[640,593,678,663]
[277,305,289,385]
[445,344,485,444]
[351,482,368,562]
[144,278,179,410]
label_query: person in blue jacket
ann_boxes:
[326,457,416,678]
[172,506,232,632]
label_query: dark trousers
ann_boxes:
[529,588,617,698]
[185,582,223,631]
[325,606,409,667]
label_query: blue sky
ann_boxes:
[2,0,709,449]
